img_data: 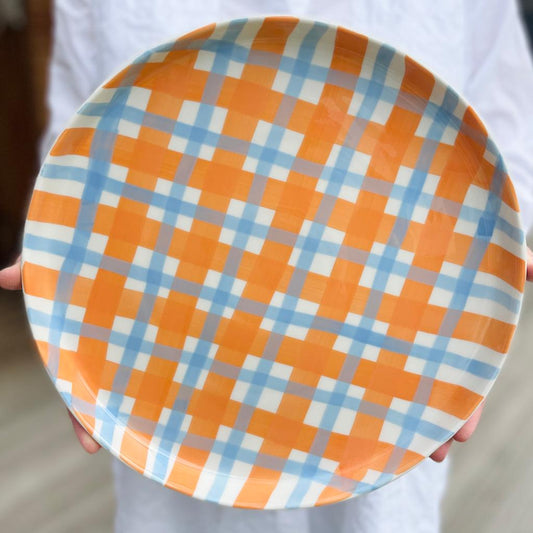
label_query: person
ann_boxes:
[1,0,533,531]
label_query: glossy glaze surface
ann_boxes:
[22,18,526,508]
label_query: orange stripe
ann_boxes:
[317,487,353,506]
[287,99,316,135]
[50,127,94,157]
[218,77,283,123]
[165,453,203,498]
[428,380,483,419]
[331,28,368,75]
[27,190,80,227]
[22,262,59,300]
[234,466,280,508]
[395,449,424,474]
[401,56,435,100]
[353,359,421,401]
[120,430,150,473]
[453,312,517,353]
[478,242,526,292]
[337,437,393,474]
[251,17,299,53]
[83,269,126,328]
[35,339,50,366]
[366,106,421,183]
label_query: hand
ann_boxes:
[430,402,484,462]
[430,246,533,462]
[0,257,101,454]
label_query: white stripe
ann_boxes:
[491,227,526,258]
[421,405,463,430]
[193,453,222,500]
[25,294,55,318]
[446,337,505,369]
[310,24,336,68]
[25,220,75,243]
[435,362,493,395]
[463,295,518,324]
[265,472,299,509]
[218,461,253,506]
[23,249,64,273]
[300,480,326,507]
[473,269,523,303]
[26,323,49,342]
[45,153,89,169]
[69,114,101,129]
[409,432,440,456]
[35,176,85,199]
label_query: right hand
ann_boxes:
[0,257,101,454]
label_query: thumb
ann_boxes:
[0,259,22,290]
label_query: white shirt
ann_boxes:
[42,1,533,532]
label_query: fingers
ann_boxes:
[0,259,22,291]
[430,439,453,463]
[67,410,101,454]
[429,402,484,462]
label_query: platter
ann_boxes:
[22,17,527,508]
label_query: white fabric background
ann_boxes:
[42,1,533,531]
[112,457,448,533]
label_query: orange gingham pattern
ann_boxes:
[22,17,526,508]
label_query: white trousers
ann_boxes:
[113,457,449,533]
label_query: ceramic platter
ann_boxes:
[22,17,526,509]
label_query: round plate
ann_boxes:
[22,17,526,509]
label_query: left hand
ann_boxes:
[430,246,533,462]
